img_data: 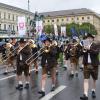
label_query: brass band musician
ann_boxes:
[80,34,99,100]
[28,39,38,74]
[4,43,16,74]
[38,37,58,98]
[16,38,32,91]
[68,39,82,77]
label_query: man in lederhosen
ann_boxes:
[28,39,38,74]
[69,39,81,77]
[38,37,58,98]
[80,34,99,100]
[16,38,32,90]
[64,40,70,70]
[4,43,15,74]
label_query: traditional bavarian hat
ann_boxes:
[84,33,94,39]
[43,37,52,43]
[29,39,35,44]
[19,38,26,43]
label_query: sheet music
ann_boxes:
[83,39,91,49]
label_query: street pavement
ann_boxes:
[0,62,100,100]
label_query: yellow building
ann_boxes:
[41,8,100,35]
[0,2,34,36]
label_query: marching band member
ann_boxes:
[64,40,70,70]
[38,37,58,97]
[28,39,38,74]
[16,38,32,90]
[4,43,15,74]
[69,39,81,77]
[52,40,60,75]
[80,34,99,100]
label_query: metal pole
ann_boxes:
[28,0,30,37]
[28,0,30,11]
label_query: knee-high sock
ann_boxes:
[84,79,89,96]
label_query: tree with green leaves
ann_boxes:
[79,23,97,35]
[66,23,79,37]
[44,25,54,34]
[66,22,97,37]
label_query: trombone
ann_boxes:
[25,46,51,65]
[0,45,20,64]
[1,42,29,64]
[17,42,29,54]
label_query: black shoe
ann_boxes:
[38,90,45,97]
[24,83,29,89]
[91,91,96,98]
[13,69,16,73]
[80,94,88,100]
[70,73,74,78]
[35,71,38,74]
[63,66,67,71]
[75,73,78,77]
[51,86,56,91]
[29,72,31,76]
[56,71,58,75]
[3,71,8,75]
[80,67,83,71]
[16,84,23,91]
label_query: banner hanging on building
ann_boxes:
[54,24,58,36]
[36,21,43,35]
[18,16,26,36]
[61,26,66,37]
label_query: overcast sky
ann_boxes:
[0,0,100,13]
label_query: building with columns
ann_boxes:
[41,8,100,35]
[0,3,100,36]
[0,2,34,36]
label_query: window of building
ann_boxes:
[57,19,59,22]
[13,25,15,31]
[52,20,54,22]
[16,16,18,21]
[4,12,6,19]
[66,18,69,21]
[13,14,14,21]
[0,24,1,30]
[8,13,11,20]
[27,17,29,23]
[0,12,1,19]
[47,15,50,17]
[87,16,90,19]
[8,25,12,30]
[62,19,64,21]
[43,20,45,23]
[72,18,74,20]
[48,20,50,22]
[4,24,6,30]
[77,17,79,20]
[17,26,18,31]
[82,17,84,20]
